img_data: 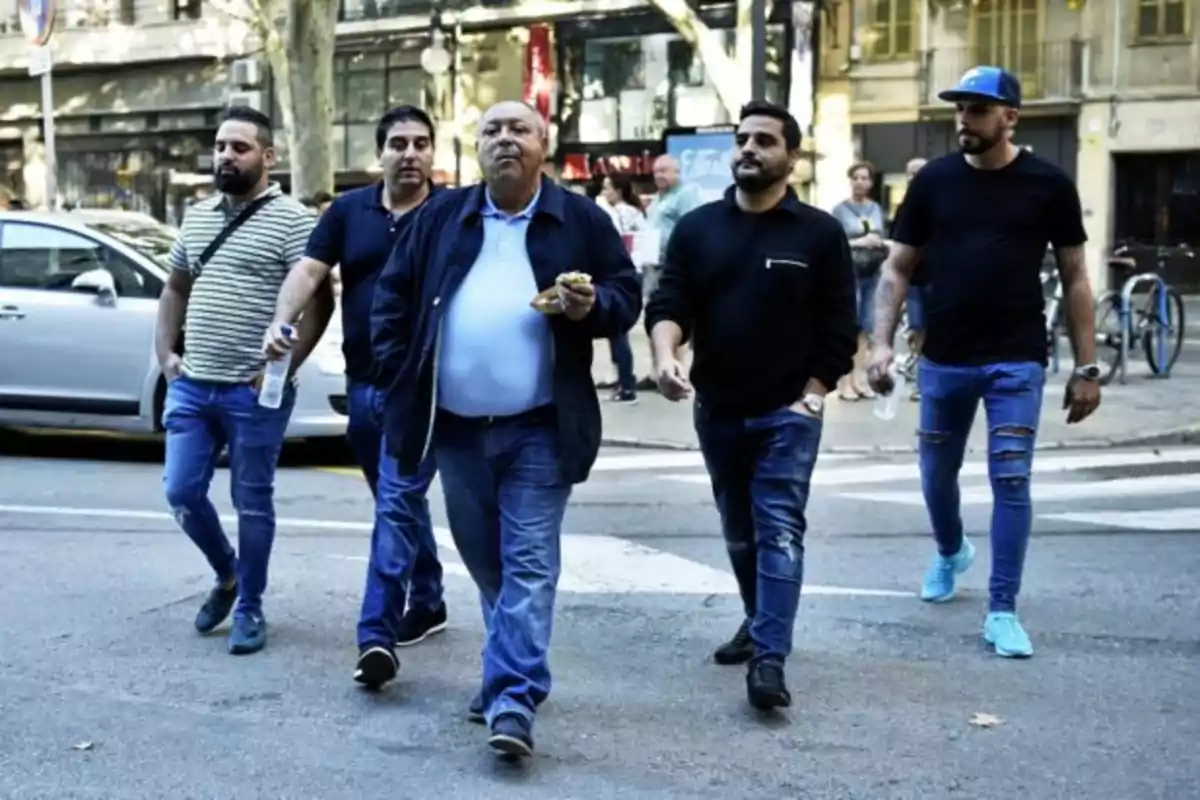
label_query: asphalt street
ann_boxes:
[0,432,1197,799]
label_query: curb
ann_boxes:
[601,423,1200,455]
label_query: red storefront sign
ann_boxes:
[523,24,553,124]
[560,151,658,182]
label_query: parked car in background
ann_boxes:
[0,209,348,441]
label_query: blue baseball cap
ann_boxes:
[937,66,1022,108]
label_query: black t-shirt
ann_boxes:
[891,150,1087,366]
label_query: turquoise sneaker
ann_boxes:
[919,536,976,603]
[983,612,1033,658]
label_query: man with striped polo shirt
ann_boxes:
[155,106,335,655]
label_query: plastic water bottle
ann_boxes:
[259,324,294,409]
[872,363,906,421]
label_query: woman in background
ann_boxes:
[832,161,889,402]
[595,174,644,403]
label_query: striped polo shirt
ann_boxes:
[168,183,313,383]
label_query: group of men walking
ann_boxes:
[155,65,1101,760]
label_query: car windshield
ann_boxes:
[88,219,178,268]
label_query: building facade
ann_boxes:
[814,0,1200,292]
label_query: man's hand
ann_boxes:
[860,232,884,249]
[866,345,897,394]
[1063,376,1100,424]
[656,356,692,401]
[160,353,183,382]
[559,281,596,321]
[262,321,297,360]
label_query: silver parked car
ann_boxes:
[0,209,348,441]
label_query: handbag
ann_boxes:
[174,194,278,356]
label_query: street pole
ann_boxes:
[39,62,57,211]
[20,0,58,211]
[750,0,767,101]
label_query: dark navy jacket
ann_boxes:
[370,176,643,484]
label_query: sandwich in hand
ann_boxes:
[531,271,594,315]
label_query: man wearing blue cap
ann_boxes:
[865,66,1101,658]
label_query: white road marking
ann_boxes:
[1039,508,1200,531]
[591,451,862,472]
[839,473,1200,507]
[660,447,1200,487]
[0,503,909,598]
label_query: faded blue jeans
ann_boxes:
[346,381,443,637]
[432,405,570,726]
[162,375,295,619]
[917,358,1045,613]
[694,398,823,664]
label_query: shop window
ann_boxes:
[326,52,425,171]
[567,29,785,145]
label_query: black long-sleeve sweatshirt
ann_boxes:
[644,186,858,417]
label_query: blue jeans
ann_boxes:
[162,375,295,618]
[694,399,823,663]
[347,381,443,648]
[917,358,1045,613]
[856,271,880,334]
[608,333,636,392]
[432,406,570,725]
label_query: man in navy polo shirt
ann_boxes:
[264,105,448,655]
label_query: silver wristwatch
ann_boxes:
[801,393,825,416]
[1073,363,1101,382]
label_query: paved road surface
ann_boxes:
[1,436,1197,799]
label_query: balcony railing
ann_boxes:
[919,40,1084,107]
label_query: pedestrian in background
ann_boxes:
[371,100,641,757]
[595,173,645,403]
[831,162,888,402]
[156,106,335,655]
[868,67,1100,658]
[895,156,928,401]
[646,100,857,711]
[264,105,450,673]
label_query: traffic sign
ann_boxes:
[18,0,56,47]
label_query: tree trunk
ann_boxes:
[257,0,338,198]
[650,0,746,115]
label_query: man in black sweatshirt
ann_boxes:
[644,100,857,711]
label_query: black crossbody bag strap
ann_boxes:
[174,194,278,357]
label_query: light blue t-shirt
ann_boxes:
[436,188,554,417]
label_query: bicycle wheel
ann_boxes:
[1142,286,1186,375]
[1092,291,1124,386]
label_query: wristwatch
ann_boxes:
[1073,363,1101,382]
[801,393,825,416]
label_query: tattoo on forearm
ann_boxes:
[873,275,900,341]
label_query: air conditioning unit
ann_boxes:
[231,58,262,88]
[227,90,264,110]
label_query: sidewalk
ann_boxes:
[594,318,1200,453]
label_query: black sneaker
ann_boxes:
[396,602,448,647]
[194,582,237,634]
[609,388,638,404]
[467,692,486,724]
[488,712,534,758]
[353,646,399,689]
[713,619,754,665]
[746,659,791,710]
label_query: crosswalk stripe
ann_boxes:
[838,473,1200,506]
[1039,508,1200,531]
[658,447,1200,487]
[0,503,905,598]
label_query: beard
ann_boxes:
[732,159,786,194]
[957,130,999,156]
[214,165,262,195]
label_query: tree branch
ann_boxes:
[204,0,265,31]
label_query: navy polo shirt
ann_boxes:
[304,181,437,383]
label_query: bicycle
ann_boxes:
[1092,243,1191,385]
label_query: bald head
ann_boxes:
[905,157,927,180]
[653,155,678,192]
[477,99,547,193]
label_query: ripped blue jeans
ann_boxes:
[695,399,823,664]
[917,359,1045,613]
